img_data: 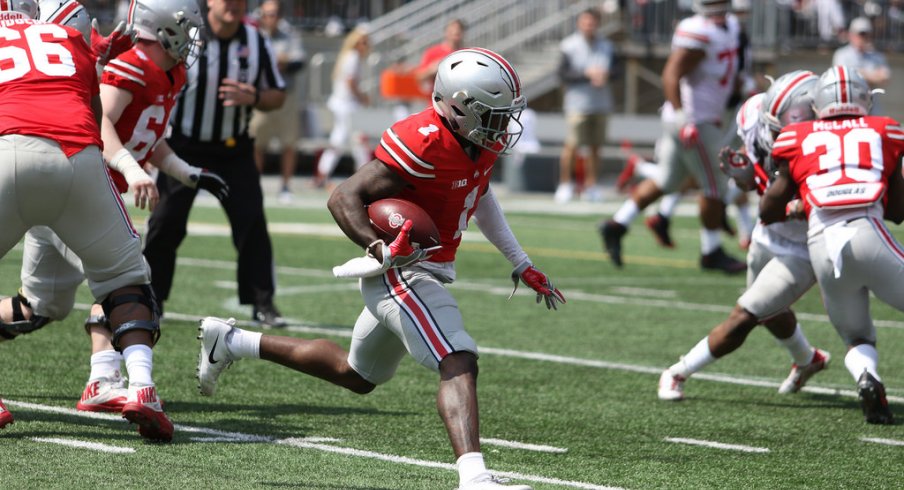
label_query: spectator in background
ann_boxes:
[555,8,614,203]
[414,18,466,105]
[143,0,288,328]
[814,0,845,47]
[250,0,306,204]
[833,16,890,114]
[315,26,372,187]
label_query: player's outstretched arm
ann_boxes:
[99,84,158,210]
[149,142,230,202]
[759,161,797,224]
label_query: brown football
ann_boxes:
[367,198,441,249]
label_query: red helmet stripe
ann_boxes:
[49,0,82,24]
[837,66,848,103]
[769,71,813,117]
[0,1,9,11]
[462,47,521,98]
[128,0,137,23]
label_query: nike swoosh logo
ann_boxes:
[208,336,220,364]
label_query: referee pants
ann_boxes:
[143,137,276,308]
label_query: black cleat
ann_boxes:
[700,246,746,274]
[253,303,287,328]
[599,220,627,268]
[858,370,895,425]
[645,213,674,248]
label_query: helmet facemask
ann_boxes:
[464,95,525,154]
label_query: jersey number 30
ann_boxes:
[0,24,75,83]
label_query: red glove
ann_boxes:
[374,220,441,269]
[678,123,699,148]
[509,263,566,310]
[91,19,137,66]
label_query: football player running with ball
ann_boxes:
[760,66,904,424]
[197,48,564,489]
[658,71,831,402]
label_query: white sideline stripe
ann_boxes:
[173,255,904,330]
[610,287,677,299]
[31,437,135,454]
[481,437,568,453]
[7,400,617,490]
[277,438,619,490]
[861,437,904,447]
[665,437,770,453]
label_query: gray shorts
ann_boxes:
[808,217,904,345]
[347,266,478,385]
[737,240,816,321]
[654,122,728,198]
[20,226,85,320]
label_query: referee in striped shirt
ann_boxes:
[143,0,288,327]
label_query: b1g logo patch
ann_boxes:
[388,212,406,229]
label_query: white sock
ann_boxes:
[317,148,340,177]
[227,328,262,359]
[736,203,754,239]
[775,324,814,366]
[658,193,681,218]
[122,344,154,386]
[670,337,716,378]
[844,344,880,382]
[613,199,640,226]
[700,229,722,255]
[457,452,488,486]
[88,349,123,382]
[637,161,658,179]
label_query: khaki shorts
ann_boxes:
[737,240,816,321]
[654,121,728,199]
[250,90,300,150]
[565,113,607,147]
[347,266,478,385]
[0,136,150,304]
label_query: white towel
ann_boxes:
[823,221,859,278]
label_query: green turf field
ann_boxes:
[1,198,902,489]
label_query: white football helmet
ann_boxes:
[432,48,526,154]
[0,0,39,19]
[693,0,731,15]
[128,0,203,64]
[39,0,90,42]
[758,70,818,152]
[811,66,873,119]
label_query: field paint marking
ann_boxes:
[6,399,618,490]
[173,253,904,330]
[31,437,135,454]
[481,437,568,453]
[861,437,904,447]
[277,438,619,490]
[665,437,770,453]
[610,287,678,299]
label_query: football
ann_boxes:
[367,198,441,249]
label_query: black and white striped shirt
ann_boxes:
[172,22,285,145]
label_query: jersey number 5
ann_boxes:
[0,24,75,83]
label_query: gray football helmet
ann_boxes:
[39,0,90,42]
[0,0,39,19]
[693,0,731,15]
[128,0,203,64]
[811,66,873,119]
[432,48,526,154]
[758,70,818,153]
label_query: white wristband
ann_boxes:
[155,152,200,187]
[107,148,150,186]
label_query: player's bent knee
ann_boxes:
[439,351,479,380]
[101,285,161,351]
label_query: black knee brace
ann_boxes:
[0,293,51,341]
[83,309,110,335]
[101,285,161,351]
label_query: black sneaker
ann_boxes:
[645,213,674,248]
[700,246,746,274]
[858,370,895,425]
[253,303,287,328]
[599,220,627,268]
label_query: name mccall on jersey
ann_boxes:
[813,117,867,131]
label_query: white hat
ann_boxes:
[849,17,873,34]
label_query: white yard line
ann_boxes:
[31,437,135,454]
[5,400,616,490]
[861,437,904,447]
[664,437,770,453]
[481,437,568,453]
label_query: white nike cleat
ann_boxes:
[77,373,128,412]
[197,317,237,396]
[778,348,831,394]
[457,474,532,490]
[658,369,686,401]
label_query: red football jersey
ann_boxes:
[772,116,904,216]
[375,109,499,263]
[102,47,187,192]
[0,19,100,156]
